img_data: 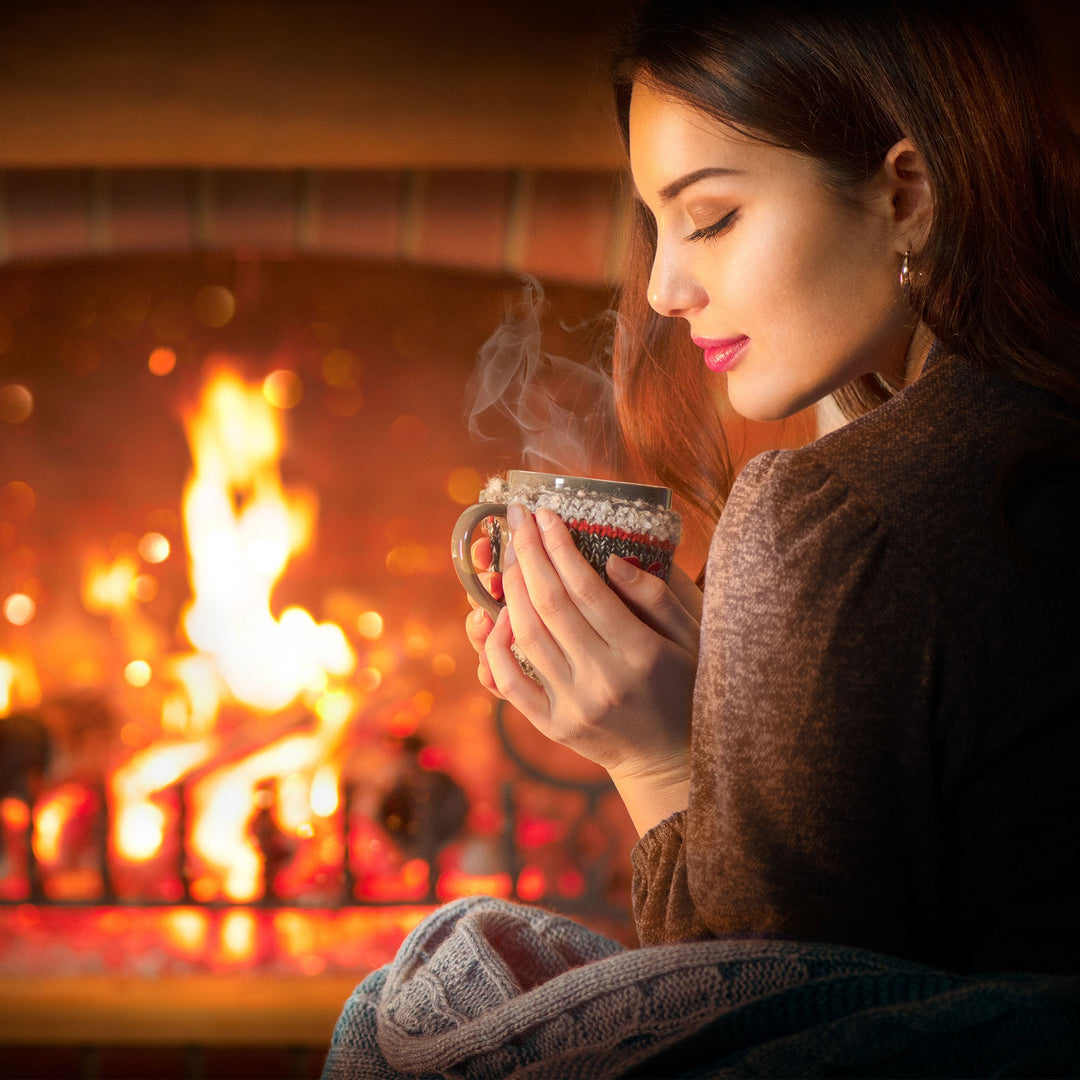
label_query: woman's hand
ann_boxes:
[471,503,701,836]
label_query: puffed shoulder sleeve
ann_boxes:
[632,449,951,959]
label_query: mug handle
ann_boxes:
[450,501,507,620]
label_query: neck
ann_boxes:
[901,321,936,384]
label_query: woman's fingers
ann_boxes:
[465,605,493,653]
[470,535,503,602]
[484,607,550,718]
[471,535,492,568]
[606,556,700,657]
[528,507,668,649]
[502,505,604,666]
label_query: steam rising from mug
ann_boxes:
[463,279,625,478]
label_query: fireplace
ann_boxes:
[0,244,656,1074]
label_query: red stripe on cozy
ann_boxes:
[564,518,676,550]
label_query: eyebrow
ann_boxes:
[658,167,744,202]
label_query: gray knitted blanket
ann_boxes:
[321,896,1080,1079]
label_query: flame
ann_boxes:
[111,739,218,862]
[178,366,354,714]
[82,555,140,616]
[72,362,364,903]
[32,784,91,864]
[0,653,42,716]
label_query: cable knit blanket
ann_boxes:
[321,896,1080,1079]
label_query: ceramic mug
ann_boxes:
[451,469,681,620]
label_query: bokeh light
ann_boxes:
[138,532,171,563]
[321,348,360,388]
[3,593,36,626]
[133,575,159,603]
[0,481,35,519]
[432,653,457,677]
[390,414,428,449]
[0,384,33,424]
[447,466,483,505]
[124,660,152,687]
[356,611,384,640]
[263,369,303,409]
[193,285,236,329]
[148,346,177,376]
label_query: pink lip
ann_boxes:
[692,335,750,373]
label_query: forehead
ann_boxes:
[628,81,813,199]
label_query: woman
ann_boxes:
[465,0,1080,975]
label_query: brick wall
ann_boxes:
[0,168,629,286]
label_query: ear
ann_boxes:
[881,137,933,254]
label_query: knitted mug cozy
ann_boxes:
[479,475,682,584]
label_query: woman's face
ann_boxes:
[629,81,919,421]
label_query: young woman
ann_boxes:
[464,0,1080,975]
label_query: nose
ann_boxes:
[647,242,707,319]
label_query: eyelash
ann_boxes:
[686,209,738,243]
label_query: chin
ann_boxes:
[725,377,824,423]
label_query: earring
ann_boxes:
[899,250,913,294]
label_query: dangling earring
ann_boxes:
[899,250,913,294]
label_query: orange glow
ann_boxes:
[0,383,34,424]
[148,346,177,376]
[516,866,547,902]
[132,574,159,602]
[220,908,257,963]
[1,798,30,830]
[3,593,35,626]
[356,610,384,640]
[357,667,382,693]
[432,653,456,677]
[404,625,433,658]
[417,746,448,770]
[0,654,41,715]
[436,870,513,902]
[310,764,340,817]
[385,544,438,576]
[123,660,152,687]
[188,728,347,902]
[193,286,236,329]
[356,858,429,902]
[446,466,483,506]
[517,817,565,849]
[32,784,90,864]
[163,908,208,956]
[111,739,217,862]
[262,369,303,409]
[273,910,316,958]
[0,481,35,519]
[138,532,171,563]
[556,869,586,899]
[82,554,139,614]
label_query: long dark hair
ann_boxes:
[610,0,1080,528]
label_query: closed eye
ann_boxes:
[686,209,738,243]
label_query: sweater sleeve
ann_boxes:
[632,450,951,962]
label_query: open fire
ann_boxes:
[0,257,639,978]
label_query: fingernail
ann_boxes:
[536,507,558,532]
[503,539,517,567]
[607,555,637,583]
[507,502,526,529]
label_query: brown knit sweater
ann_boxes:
[632,346,1080,974]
